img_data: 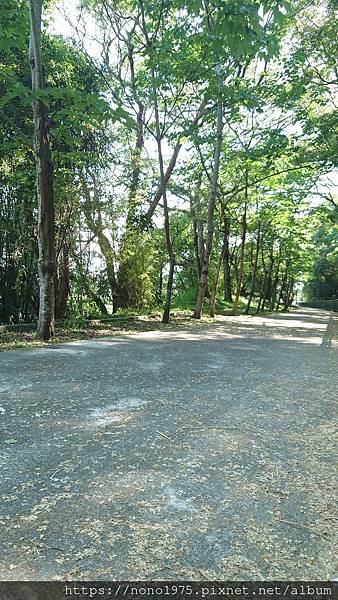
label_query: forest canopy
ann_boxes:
[0,0,337,338]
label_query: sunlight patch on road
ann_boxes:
[41,347,88,354]
[269,334,323,345]
[86,397,148,427]
[249,317,326,331]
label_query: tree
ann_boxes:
[28,0,56,340]
[0,0,337,328]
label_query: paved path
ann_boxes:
[0,308,337,580]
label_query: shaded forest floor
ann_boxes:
[0,308,337,579]
[0,304,273,352]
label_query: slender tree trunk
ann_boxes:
[194,75,223,319]
[150,77,175,322]
[72,253,108,316]
[81,176,118,310]
[143,99,207,225]
[256,273,266,313]
[126,103,144,228]
[223,215,233,302]
[261,250,274,312]
[232,171,248,316]
[276,265,289,311]
[287,278,295,309]
[270,255,281,311]
[245,223,261,314]
[193,220,201,278]
[190,180,204,282]
[210,239,226,317]
[118,43,146,308]
[157,264,163,302]
[284,277,294,310]
[256,246,266,313]
[88,291,109,315]
[55,242,70,319]
[29,0,56,340]
[282,277,289,310]
[140,6,175,323]
[162,260,175,323]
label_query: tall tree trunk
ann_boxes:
[140,6,175,323]
[286,278,295,309]
[193,220,202,279]
[269,254,281,311]
[156,263,164,302]
[150,71,175,322]
[256,272,267,313]
[190,179,205,284]
[261,248,274,313]
[126,39,145,230]
[118,41,146,308]
[283,276,294,310]
[276,264,289,311]
[162,260,175,323]
[257,245,275,314]
[210,239,226,317]
[29,0,56,340]
[232,171,248,316]
[143,99,207,225]
[55,242,70,320]
[72,253,108,316]
[194,75,223,319]
[223,215,233,302]
[245,222,261,314]
[80,176,118,310]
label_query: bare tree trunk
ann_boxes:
[80,176,118,310]
[245,222,261,314]
[256,252,266,314]
[143,100,207,225]
[232,171,248,316]
[256,272,266,313]
[193,220,201,278]
[156,264,164,302]
[286,278,295,309]
[194,75,223,319]
[29,0,56,340]
[162,260,175,323]
[210,239,226,317]
[276,264,289,311]
[150,71,175,323]
[223,216,233,302]
[282,277,289,310]
[261,249,274,313]
[139,5,175,323]
[72,253,108,316]
[256,245,269,313]
[118,41,146,308]
[190,179,204,283]
[55,242,70,320]
[269,254,281,311]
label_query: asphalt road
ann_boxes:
[0,308,337,580]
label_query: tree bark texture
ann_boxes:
[29,0,56,340]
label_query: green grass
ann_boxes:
[171,290,261,316]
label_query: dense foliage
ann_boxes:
[0,0,337,329]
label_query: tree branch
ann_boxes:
[0,110,33,148]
